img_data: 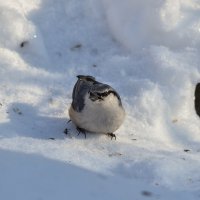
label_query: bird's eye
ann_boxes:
[97,92,102,96]
[102,92,108,97]
[90,92,95,96]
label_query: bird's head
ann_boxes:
[89,84,121,104]
[77,75,96,83]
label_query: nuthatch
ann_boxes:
[69,75,125,139]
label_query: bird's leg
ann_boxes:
[67,119,72,123]
[107,133,116,140]
[76,127,87,139]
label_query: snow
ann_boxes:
[0,0,200,199]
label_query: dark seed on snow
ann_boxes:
[49,138,55,140]
[141,191,152,197]
[20,41,28,48]
[70,43,82,51]
[64,128,68,135]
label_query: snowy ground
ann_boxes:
[1,0,200,199]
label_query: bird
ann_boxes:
[68,75,125,139]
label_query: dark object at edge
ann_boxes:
[194,83,200,117]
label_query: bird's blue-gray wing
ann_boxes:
[72,79,91,112]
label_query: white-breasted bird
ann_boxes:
[68,75,125,139]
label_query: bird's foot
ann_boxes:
[76,127,87,139]
[64,128,69,135]
[107,133,116,140]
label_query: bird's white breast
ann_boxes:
[69,93,125,134]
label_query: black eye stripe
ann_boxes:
[95,92,108,97]
[89,90,118,99]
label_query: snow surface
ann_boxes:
[1,0,200,199]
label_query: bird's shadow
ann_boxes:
[0,102,102,140]
[0,103,69,140]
